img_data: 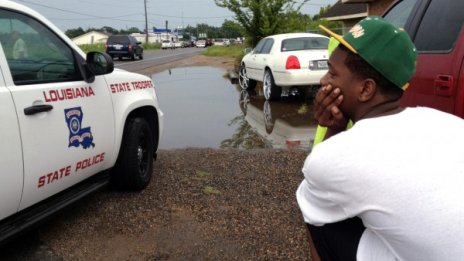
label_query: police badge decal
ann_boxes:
[64,107,95,149]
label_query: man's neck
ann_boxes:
[354,99,402,123]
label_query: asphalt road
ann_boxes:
[113,47,204,72]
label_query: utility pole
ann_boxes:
[166,20,169,41]
[144,0,148,43]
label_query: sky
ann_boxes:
[15,0,337,32]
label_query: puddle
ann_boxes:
[153,66,317,150]
[239,89,317,150]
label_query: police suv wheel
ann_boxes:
[113,117,154,190]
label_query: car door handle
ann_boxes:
[434,74,454,97]
[24,104,53,115]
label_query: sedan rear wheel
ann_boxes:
[239,64,256,90]
[263,69,281,101]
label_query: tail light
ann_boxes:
[128,44,133,50]
[286,55,301,70]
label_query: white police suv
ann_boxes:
[0,0,163,243]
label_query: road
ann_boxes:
[113,47,204,73]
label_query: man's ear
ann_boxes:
[358,78,377,102]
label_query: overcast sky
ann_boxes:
[16,0,337,31]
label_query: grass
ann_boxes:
[77,42,161,53]
[202,44,248,69]
[202,44,246,58]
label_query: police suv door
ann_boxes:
[0,44,23,221]
[0,8,115,210]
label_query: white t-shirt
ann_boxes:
[296,107,464,260]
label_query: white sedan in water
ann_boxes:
[239,33,329,100]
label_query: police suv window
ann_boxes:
[0,9,81,85]
[413,0,463,52]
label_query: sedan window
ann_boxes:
[281,37,329,52]
[253,38,267,54]
[261,39,274,54]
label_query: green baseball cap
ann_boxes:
[319,16,417,90]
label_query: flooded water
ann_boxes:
[153,66,317,150]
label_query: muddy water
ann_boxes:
[153,66,317,150]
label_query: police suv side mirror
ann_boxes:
[86,52,114,76]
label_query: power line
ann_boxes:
[17,0,143,21]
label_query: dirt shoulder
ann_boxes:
[0,55,313,261]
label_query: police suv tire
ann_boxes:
[112,117,154,191]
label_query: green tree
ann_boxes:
[307,6,343,35]
[215,0,309,46]
[279,11,312,33]
[196,23,219,39]
[65,27,85,38]
[100,26,119,35]
[220,19,244,39]
[120,27,142,34]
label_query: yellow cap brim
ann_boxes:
[319,24,357,54]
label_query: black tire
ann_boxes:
[238,64,257,90]
[263,69,281,101]
[130,53,135,60]
[139,52,144,60]
[112,117,154,191]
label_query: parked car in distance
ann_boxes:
[196,40,206,48]
[239,33,329,100]
[161,40,174,49]
[213,38,230,47]
[182,41,191,48]
[173,41,182,48]
[383,0,464,118]
[106,35,143,60]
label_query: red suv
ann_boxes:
[384,0,464,118]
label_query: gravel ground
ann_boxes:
[0,54,315,260]
[1,149,313,260]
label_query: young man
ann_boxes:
[296,16,464,260]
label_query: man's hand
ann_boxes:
[314,84,348,131]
